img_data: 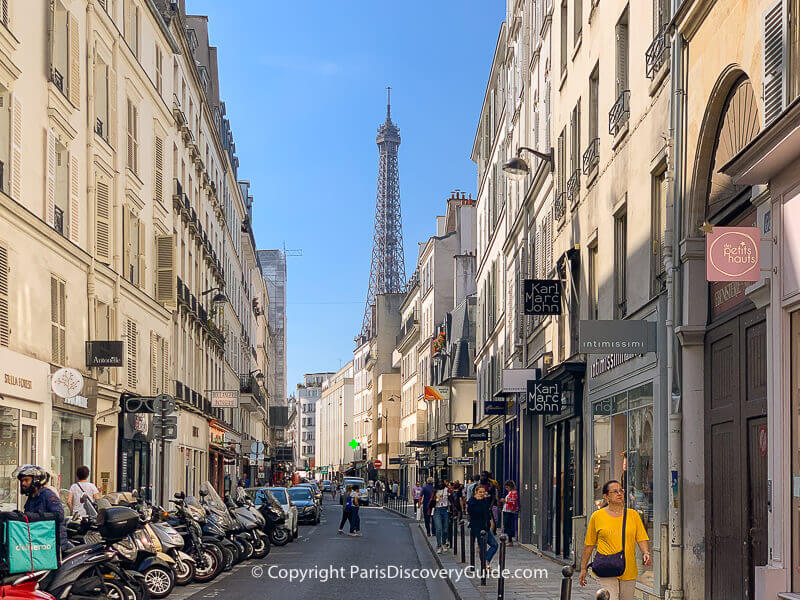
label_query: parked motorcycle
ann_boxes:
[197,486,249,565]
[224,489,270,558]
[165,493,222,584]
[184,496,237,572]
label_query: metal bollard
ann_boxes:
[479,530,487,586]
[452,514,457,552]
[497,533,508,600]
[596,590,610,600]
[460,520,466,562]
[560,565,574,600]
[470,532,475,567]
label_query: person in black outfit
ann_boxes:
[466,486,499,564]
[420,477,435,536]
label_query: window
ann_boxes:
[123,0,138,57]
[589,64,599,142]
[126,99,138,173]
[614,209,627,318]
[574,0,583,44]
[94,62,109,140]
[592,383,654,587]
[154,46,163,95]
[50,277,66,365]
[569,101,581,198]
[123,209,144,287]
[588,241,598,320]
[560,0,568,75]
[615,7,629,97]
[52,144,69,237]
[50,4,68,97]
[651,170,667,295]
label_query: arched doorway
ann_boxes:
[695,75,768,600]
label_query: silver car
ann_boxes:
[251,486,298,540]
[339,477,369,506]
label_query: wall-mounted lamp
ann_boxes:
[502,146,554,179]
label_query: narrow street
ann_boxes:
[171,498,455,600]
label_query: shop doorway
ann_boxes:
[705,307,767,600]
[543,419,581,560]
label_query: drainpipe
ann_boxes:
[665,7,685,600]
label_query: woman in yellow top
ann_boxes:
[579,480,651,600]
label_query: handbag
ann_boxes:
[590,504,627,578]
[1,512,59,574]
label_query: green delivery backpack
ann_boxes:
[2,513,58,573]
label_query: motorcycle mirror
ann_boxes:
[199,489,208,497]
[174,491,185,499]
[132,489,139,499]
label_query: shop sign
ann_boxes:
[210,425,225,446]
[467,428,489,441]
[123,412,153,441]
[0,347,49,403]
[523,279,562,315]
[424,386,450,401]
[53,376,97,415]
[706,226,761,282]
[446,456,473,465]
[490,421,504,443]
[500,369,540,394]
[211,390,239,408]
[590,354,637,378]
[526,380,562,414]
[579,320,657,354]
[483,399,507,415]
[51,368,84,399]
[389,457,403,465]
[85,341,124,367]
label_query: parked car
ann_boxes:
[246,487,298,541]
[294,482,322,503]
[288,487,320,524]
[339,477,369,506]
[320,480,332,491]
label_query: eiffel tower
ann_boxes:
[361,88,406,335]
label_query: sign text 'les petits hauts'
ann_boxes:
[706,226,761,282]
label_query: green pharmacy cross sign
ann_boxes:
[349,439,359,449]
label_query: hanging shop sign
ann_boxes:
[467,428,489,441]
[446,423,470,436]
[210,425,225,446]
[446,456,473,466]
[85,341,124,367]
[389,457,403,465]
[423,386,450,401]
[483,399,507,415]
[524,279,562,315]
[210,390,239,408]
[497,368,540,396]
[526,380,562,414]
[53,376,97,415]
[51,368,84,399]
[706,226,761,282]
[579,320,657,354]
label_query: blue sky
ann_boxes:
[188,1,505,395]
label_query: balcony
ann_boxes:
[646,27,669,79]
[54,206,65,236]
[51,68,65,94]
[239,374,266,411]
[172,94,187,127]
[609,90,630,137]
[566,169,580,206]
[189,207,198,234]
[95,118,104,138]
[554,191,566,222]
[396,314,419,348]
[190,293,197,315]
[582,138,600,175]
[175,381,184,401]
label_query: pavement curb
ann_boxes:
[383,505,413,519]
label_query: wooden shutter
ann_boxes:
[107,67,117,147]
[50,277,65,364]
[126,100,134,171]
[763,0,786,125]
[69,154,79,244]
[0,244,8,347]
[9,94,21,200]
[161,338,169,393]
[1,0,8,26]
[150,331,158,394]
[616,21,629,95]
[126,318,137,388]
[95,179,111,263]
[45,129,56,227]
[153,135,164,204]
[557,132,564,192]
[68,12,80,108]
[137,217,146,289]
[155,234,176,307]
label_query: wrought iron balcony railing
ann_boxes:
[646,27,669,79]
[54,206,64,236]
[566,170,580,205]
[609,90,630,136]
[582,137,600,174]
[51,69,64,93]
[554,191,566,221]
[95,118,104,137]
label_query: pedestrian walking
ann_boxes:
[579,480,651,600]
[421,477,435,536]
[432,481,451,553]
[392,480,399,499]
[348,484,362,536]
[500,480,519,546]
[412,481,422,515]
[67,465,101,517]
[466,486,498,564]
[338,484,353,534]
[464,475,477,501]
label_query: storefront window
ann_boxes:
[592,383,654,587]
[50,411,93,493]
[0,407,20,510]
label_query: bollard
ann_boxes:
[560,565,574,600]
[453,514,458,556]
[451,514,457,552]
[497,533,508,600]
[470,532,475,567]
[479,530,487,586]
[460,520,466,562]
[596,590,610,600]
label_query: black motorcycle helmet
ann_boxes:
[14,465,50,496]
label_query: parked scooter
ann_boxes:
[197,486,249,564]
[224,489,270,558]
[184,496,237,572]
[165,493,222,584]
[140,505,194,587]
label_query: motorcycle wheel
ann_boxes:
[143,566,175,599]
[173,555,195,586]
[193,546,222,583]
[293,526,299,539]
[221,544,235,571]
[269,527,289,546]
[251,533,270,558]
[240,538,254,561]
[104,579,140,600]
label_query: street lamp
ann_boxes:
[201,287,228,307]
[248,370,266,386]
[502,146,554,179]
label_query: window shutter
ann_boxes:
[122,208,130,280]
[51,278,58,363]
[153,135,164,204]
[108,67,117,146]
[95,179,111,263]
[0,244,8,347]
[126,101,134,171]
[150,331,158,394]
[45,129,56,227]
[557,133,564,192]
[155,234,177,307]
[616,22,629,95]
[69,154,79,244]
[1,0,8,26]
[659,175,669,274]
[50,277,65,364]
[9,94,22,200]
[763,0,786,125]
[68,12,80,108]
[137,219,146,289]
[126,318,137,388]
[161,338,169,393]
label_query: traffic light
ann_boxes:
[361,448,367,461]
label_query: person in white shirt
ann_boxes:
[67,466,101,517]
[432,482,451,553]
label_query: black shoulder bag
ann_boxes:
[590,506,627,578]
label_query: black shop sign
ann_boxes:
[526,380,562,414]
[85,341,124,367]
[524,280,561,315]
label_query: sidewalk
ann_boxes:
[385,504,598,600]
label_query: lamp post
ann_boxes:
[501,146,554,178]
